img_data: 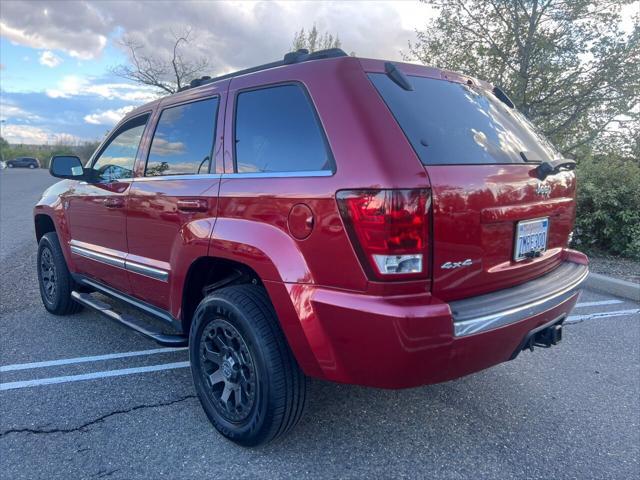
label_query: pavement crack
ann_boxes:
[0,395,196,438]
[93,468,120,478]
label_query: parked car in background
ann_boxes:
[7,157,39,168]
[34,48,588,447]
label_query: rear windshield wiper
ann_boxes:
[520,151,576,179]
[535,158,576,179]
[528,157,576,180]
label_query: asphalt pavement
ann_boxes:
[1,168,638,479]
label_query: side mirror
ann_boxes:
[49,155,85,180]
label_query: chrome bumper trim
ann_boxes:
[451,262,589,337]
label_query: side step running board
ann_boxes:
[71,291,188,347]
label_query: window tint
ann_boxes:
[91,114,148,181]
[146,98,218,176]
[234,85,332,173]
[368,74,559,165]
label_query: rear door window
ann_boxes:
[146,97,219,176]
[368,73,559,165]
[233,84,334,173]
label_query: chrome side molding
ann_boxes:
[69,241,169,282]
[125,261,169,282]
[70,244,125,269]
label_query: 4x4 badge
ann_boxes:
[536,183,551,197]
[441,259,473,269]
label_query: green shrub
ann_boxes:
[574,155,640,260]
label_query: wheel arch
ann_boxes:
[180,256,262,334]
[179,254,323,378]
[34,213,56,243]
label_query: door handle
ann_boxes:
[103,197,125,208]
[177,199,209,212]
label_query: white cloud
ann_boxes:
[84,106,135,126]
[39,50,62,67]
[0,1,108,60]
[0,124,83,145]
[0,1,436,76]
[0,101,42,122]
[46,75,158,103]
[45,75,89,98]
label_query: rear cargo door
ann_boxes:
[369,71,576,301]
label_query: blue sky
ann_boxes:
[0,0,438,145]
[1,20,158,143]
[1,31,147,141]
[1,1,636,145]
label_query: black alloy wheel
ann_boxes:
[37,232,82,315]
[40,246,57,302]
[199,319,257,422]
[189,285,306,446]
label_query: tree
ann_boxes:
[292,24,342,52]
[75,141,101,163]
[0,135,8,161]
[406,0,640,156]
[112,28,209,94]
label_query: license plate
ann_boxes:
[514,218,548,261]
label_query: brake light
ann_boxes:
[336,189,430,280]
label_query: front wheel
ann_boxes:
[29,164,36,169]
[37,232,82,315]
[7,163,13,168]
[189,285,306,447]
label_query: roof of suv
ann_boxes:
[124,48,493,121]
[125,48,351,118]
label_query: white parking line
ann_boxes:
[0,361,191,391]
[566,308,640,324]
[575,299,624,308]
[1,303,636,392]
[0,347,187,373]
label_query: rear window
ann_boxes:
[368,73,559,165]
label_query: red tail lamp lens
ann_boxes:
[336,189,430,279]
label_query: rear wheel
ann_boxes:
[189,285,306,446]
[37,232,82,315]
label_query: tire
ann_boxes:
[7,163,13,168]
[37,232,82,315]
[189,284,306,447]
[29,164,36,169]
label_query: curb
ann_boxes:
[584,272,640,302]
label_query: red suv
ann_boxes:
[34,49,588,446]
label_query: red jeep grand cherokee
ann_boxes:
[34,48,588,446]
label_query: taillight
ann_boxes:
[336,189,431,280]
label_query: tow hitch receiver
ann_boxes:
[510,317,564,360]
[529,323,562,350]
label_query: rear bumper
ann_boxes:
[450,260,588,336]
[269,251,589,389]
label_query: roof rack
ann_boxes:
[180,48,348,92]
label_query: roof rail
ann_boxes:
[180,48,348,92]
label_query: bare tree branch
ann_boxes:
[112,28,209,94]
